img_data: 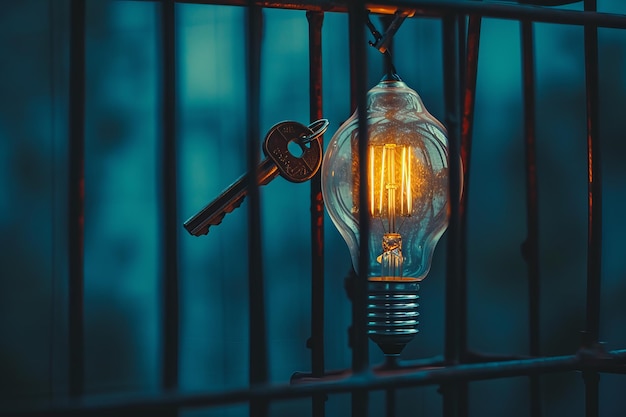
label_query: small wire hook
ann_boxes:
[298,119,329,144]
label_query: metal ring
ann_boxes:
[299,119,329,144]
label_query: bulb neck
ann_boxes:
[381,71,402,83]
[367,278,420,356]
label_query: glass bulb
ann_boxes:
[322,77,450,282]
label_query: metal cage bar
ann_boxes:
[245,5,269,417]
[68,0,86,400]
[159,0,180,403]
[348,3,371,417]
[582,1,602,416]
[459,12,481,362]
[520,16,541,417]
[306,9,327,417]
[457,10,482,417]
[442,12,465,417]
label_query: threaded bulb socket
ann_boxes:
[367,278,420,355]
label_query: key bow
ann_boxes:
[263,121,325,183]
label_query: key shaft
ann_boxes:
[183,158,278,236]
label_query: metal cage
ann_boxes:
[2,1,626,416]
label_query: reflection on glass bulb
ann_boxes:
[322,77,450,283]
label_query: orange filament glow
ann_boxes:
[368,143,414,232]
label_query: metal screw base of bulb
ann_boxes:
[367,279,420,356]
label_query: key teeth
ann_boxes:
[197,195,247,235]
[223,195,246,214]
[196,227,210,236]
[208,212,227,228]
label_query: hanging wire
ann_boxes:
[365,10,410,76]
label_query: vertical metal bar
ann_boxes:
[442,13,463,417]
[157,2,181,414]
[456,14,469,417]
[348,1,369,416]
[583,1,601,416]
[457,12,482,417]
[460,14,481,356]
[583,0,602,350]
[443,12,462,369]
[68,0,85,399]
[160,2,179,404]
[520,18,542,417]
[306,10,326,417]
[349,0,369,375]
[456,15,466,366]
[246,5,268,417]
[379,15,396,417]
[48,0,58,400]
[457,15,467,101]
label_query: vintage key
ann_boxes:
[183,119,328,236]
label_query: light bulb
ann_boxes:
[322,75,451,355]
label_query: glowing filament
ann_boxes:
[368,144,414,231]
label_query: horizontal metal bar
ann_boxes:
[128,0,626,29]
[290,352,533,384]
[5,349,626,416]
[592,364,626,375]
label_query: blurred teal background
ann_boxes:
[1,1,626,416]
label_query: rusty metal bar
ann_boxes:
[306,10,326,417]
[520,18,542,417]
[443,12,462,370]
[291,352,564,384]
[582,1,601,417]
[246,4,269,417]
[349,0,370,378]
[459,12,481,364]
[459,10,481,363]
[68,0,85,399]
[582,0,602,353]
[457,13,469,417]
[442,12,464,417]
[160,1,180,404]
[127,0,626,30]
[349,0,370,415]
[7,349,626,417]
[290,352,536,384]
